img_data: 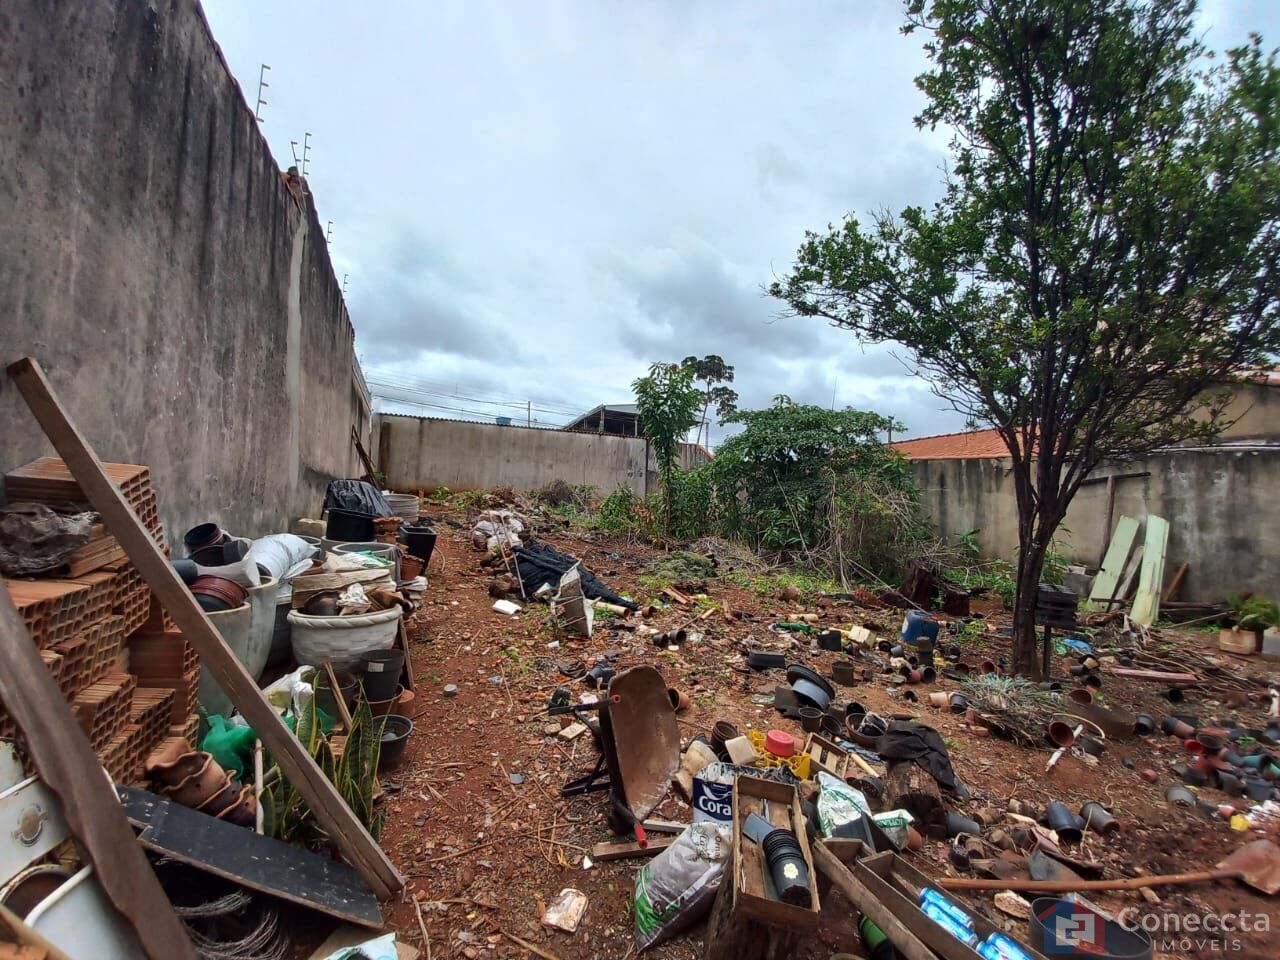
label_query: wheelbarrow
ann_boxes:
[553,665,680,845]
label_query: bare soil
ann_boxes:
[297,508,1280,960]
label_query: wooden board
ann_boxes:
[8,357,403,900]
[118,787,383,928]
[0,589,196,960]
[1085,515,1139,611]
[1130,515,1169,626]
[590,837,676,861]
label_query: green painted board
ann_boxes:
[1085,515,1140,611]
[1130,515,1169,626]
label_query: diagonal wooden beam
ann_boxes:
[0,590,196,959]
[7,356,403,900]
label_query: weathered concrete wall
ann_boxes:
[374,415,655,495]
[1,0,369,542]
[911,446,1280,602]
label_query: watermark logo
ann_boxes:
[1037,899,1108,954]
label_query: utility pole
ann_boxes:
[527,401,532,427]
[301,132,312,175]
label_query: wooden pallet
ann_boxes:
[71,671,136,751]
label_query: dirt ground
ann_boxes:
[301,507,1279,960]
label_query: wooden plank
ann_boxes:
[1085,515,1139,611]
[395,617,415,694]
[1102,667,1198,685]
[324,662,355,732]
[1162,562,1189,603]
[1130,515,1169,626]
[117,786,383,928]
[8,357,403,900]
[0,590,196,959]
[590,837,676,861]
[0,904,75,960]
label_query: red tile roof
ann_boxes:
[892,428,1010,461]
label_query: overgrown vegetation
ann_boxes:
[633,362,703,533]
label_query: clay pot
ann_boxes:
[369,684,406,718]
[216,785,258,828]
[195,774,241,816]
[667,687,691,712]
[190,575,247,613]
[146,741,204,786]
[1047,720,1078,748]
[1161,715,1195,739]
[163,754,228,807]
[399,554,424,581]
[980,659,997,674]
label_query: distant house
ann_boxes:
[564,403,645,437]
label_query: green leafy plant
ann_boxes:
[261,686,385,847]
[1228,594,1280,632]
[633,362,703,533]
[681,354,738,447]
[773,0,1280,676]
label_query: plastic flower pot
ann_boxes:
[761,828,811,906]
[944,811,981,838]
[368,684,406,718]
[1047,720,1078,748]
[1038,681,1063,691]
[1216,771,1246,797]
[799,707,823,733]
[1245,778,1276,803]
[1080,801,1120,834]
[183,522,227,554]
[359,650,406,703]
[820,714,843,739]
[929,691,950,708]
[711,721,739,760]
[949,692,969,713]
[326,508,375,543]
[1044,801,1083,844]
[763,729,796,758]
[189,576,247,613]
[1165,784,1196,807]
[377,714,414,769]
[1133,713,1156,736]
[1161,715,1195,739]
[315,669,360,720]
[980,659,997,674]
[746,650,786,670]
[400,525,438,565]
[1195,731,1226,752]
[919,666,937,683]
[831,660,857,685]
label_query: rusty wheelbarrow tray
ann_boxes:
[555,665,679,844]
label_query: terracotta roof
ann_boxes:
[892,428,1010,461]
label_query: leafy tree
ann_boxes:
[681,355,738,446]
[772,0,1280,676]
[708,398,918,575]
[633,362,703,531]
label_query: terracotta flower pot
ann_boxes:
[215,784,258,828]
[667,687,691,712]
[162,754,227,807]
[146,741,204,786]
[194,774,241,816]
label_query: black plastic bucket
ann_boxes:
[378,714,413,769]
[360,650,406,702]
[400,524,438,565]
[326,508,375,542]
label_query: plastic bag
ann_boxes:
[872,808,916,849]
[323,479,392,517]
[633,821,731,951]
[816,771,871,836]
[244,533,318,582]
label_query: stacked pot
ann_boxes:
[146,740,256,828]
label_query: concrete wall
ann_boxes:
[375,415,655,495]
[1,0,368,542]
[911,446,1280,602]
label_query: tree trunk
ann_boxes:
[1011,541,1047,678]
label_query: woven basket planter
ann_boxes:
[287,606,402,669]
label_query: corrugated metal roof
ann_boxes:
[892,428,1010,461]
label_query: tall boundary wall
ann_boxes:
[1,0,369,542]
[373,413,712,496]
[910,445,1280,603]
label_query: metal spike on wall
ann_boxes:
[254,64,270,121]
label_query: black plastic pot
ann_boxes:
[772,686,801,718]
[1133,713,1155,736]
[817,629,843,652]
[944,810,981,838]
[761,828,811,906]
[183,522,227,554]
[360,650,406,702]
[315,670,360,719]
[171,558,200,585]
[326,508,375,543]
[400,524,438,565]
[747,650,785,671]
[586,663,615,690]
[1216,771,1246,797]
[1045,800,1083,844]
[799,707,823,733]
[1245,778,1276,802]
[378,714,413,769]
[191,540,249,567]
[1081,801,1119,834]
[711,721,739,761]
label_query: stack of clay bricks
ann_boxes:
[1,457,201,782]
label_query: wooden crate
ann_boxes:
[854,851,1050,960]
[802,733,852,781]
[71,672,136,751]
[731,775,820,929]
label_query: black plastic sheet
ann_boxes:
[322,479,392,517]
[508,539,637,610]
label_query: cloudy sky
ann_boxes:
[203,0,1278,444]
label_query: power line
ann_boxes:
[363,374,588,419]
